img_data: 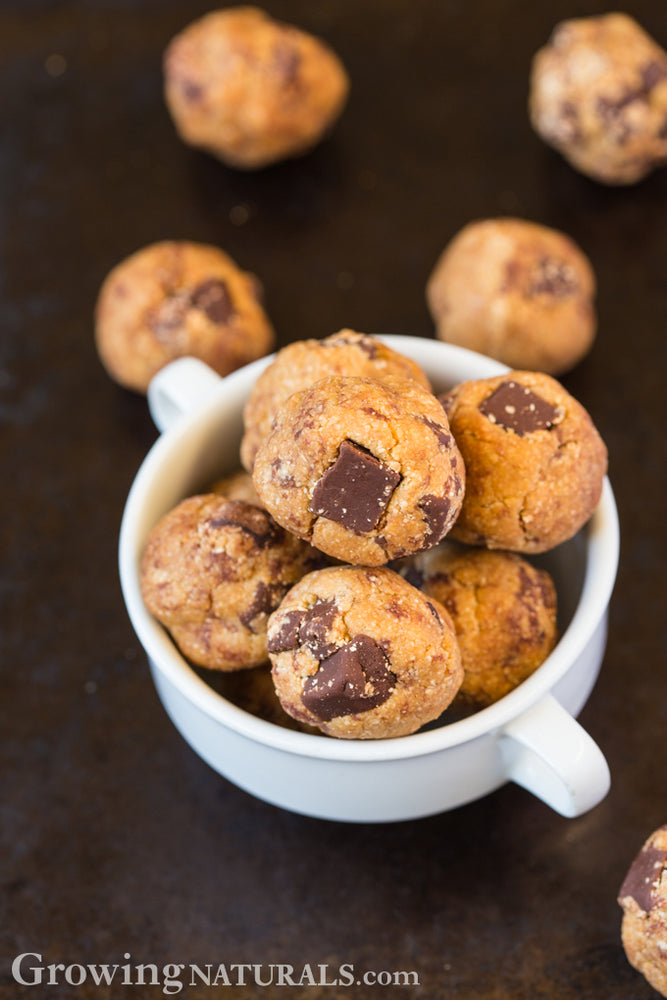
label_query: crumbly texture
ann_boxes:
[95,240,274,393]
[252,373,465,566]
[240,329,431,471]
[140,495,322,671]
[398,543,558,710]
[267,566,463,738]
[211,468,263,507]
[163,6,349,169]
[426,218,596,376]
[619,824,667,997]
[441,371,607,553]
[529,13,667,185]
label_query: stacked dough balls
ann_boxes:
[140,331,607,739]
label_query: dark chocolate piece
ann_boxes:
[420,415,454,449]
[191,278,235,324]
[620,845,667,912]
[206,502,279,548]
[301,634,396,721]
[527,256,578,299]
[419,494,452,541]
[298,598,339,659]
[641,60,667,92]
[239,581,276,632]
[479,381,562,436]
[267,610,303,653]
[308,440,401,533]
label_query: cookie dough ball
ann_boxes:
[441,371,607,553]
[400,544,558,709]
[530,13,667,185]
[211,468,263,507]
[95,240,275,393]
[163,6,350,169]
[140,495,322,671]
[618,824,667,996]
[426,218,596,375]
[253,374,465,566]
[241,329,431,471]
[267,566,463,738]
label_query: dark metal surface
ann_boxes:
[2,1,666,997]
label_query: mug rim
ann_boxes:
[119,338,619,764]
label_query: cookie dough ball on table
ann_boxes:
[140,495,322,671]
[426,218,596,375]
[163,6,350,169]
[530,13,667,185]
[618,824,667,997]
[267,566,463,739]
[441,371,607,553]
[253,374,465,566]
[95,240,274,393]
[241,329,431,471]
[400,544,558,710]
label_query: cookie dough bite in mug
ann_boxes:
[441,371,607,553]
[426,218,596,375]
[163,6,350,169]
[95,240,274,393]
[267,566,463,739]
[240,329,431,472]
[619,824,667,997]
[140,495,322,671]
[252,373,465,566]
[399,544,558,711]
[530,13,667,185]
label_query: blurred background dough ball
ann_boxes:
[163,6,350,169]
[426,218,596,375]
[529,13,667,185]
[94,240,274,393]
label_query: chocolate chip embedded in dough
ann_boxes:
[619,846,667,913]
[191,278,236,324]
[478,381,563,436]
[298,598,339,659]
[206,503,279,547]
[267,609,303,653]
[419,494,453,542]
[308,439,401,533]
[239,581,275,632]
[527,256,578,299]
[301,634,397,721]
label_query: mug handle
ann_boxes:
[147,358,223,433]
[499,694,610,817]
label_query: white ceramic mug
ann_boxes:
[119,337,619,823]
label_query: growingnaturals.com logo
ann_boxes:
[11,953,421,994]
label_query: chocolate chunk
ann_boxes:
[191,278,235,324]
[421,415,453,449]
[419,494,453,542]
[527,256,578,299]
[206,503,279,547]
[239,581,276,632]
[479,381,562,436]
[620,846,667,912]
[298,598,339,659]
[301,635,397,721]
[180,79,204,102]
[149,291,190,339]
[309,440,401,533]
[267,610,303,653]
